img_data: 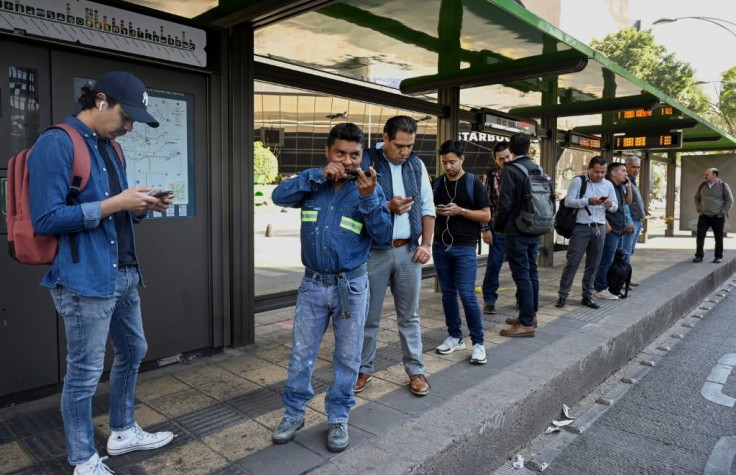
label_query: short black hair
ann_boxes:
[77,83,119,111]
[508,133,530,156]
[588,156,607,168]
[438,139,464,157]
[383,116,417,140]
[493,140,509,155]
[327,122,363,148]
[607,162,626,176]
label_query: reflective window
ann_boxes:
[9,66,40,152]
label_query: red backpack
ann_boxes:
[6,123,122,265]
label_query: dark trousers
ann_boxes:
[696,214,725,259]
[505,234,539,327]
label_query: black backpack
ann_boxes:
[607,248,632,298]
[508,162,555,235]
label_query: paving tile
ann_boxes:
[135,376,191,403]
[147,388,218,419]
[241,364,288,387]
[202,419,272,461]
[348,402,410,435]
[421,352,456,374]
[235,441,326,475]
[17,427,67,461]
[6,408,62,439]
[375,388,445,416]
[0,442,33,473]
[353,376,402,401]
[372,364,409,385]
[214,355,272,375]
[226,387,283,418]
[175,404,246,438]
[138,440,229,474]
[433,358,501,386]
[295,421,373,458]
[419,372,473,400]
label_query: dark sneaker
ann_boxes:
[483,304,497,314]
[354,372,372,393]
[581,296,600,309]
[555,297,566,308]
[714,258,723,263]
[272,418,304,444]
[327,423,349,452]
[693,256,703,263]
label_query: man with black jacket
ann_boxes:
[494,133,553,338]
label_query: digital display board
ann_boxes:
[615,105,677,121]
[565,131,602,151]
[613,132,682,150]
[482,112,537,136]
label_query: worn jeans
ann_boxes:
[696,214,726,259]
[433,244,484,345]
[482,231,506,306]
[594,232,625,292]
[360,247,425,376]
[52,267,147,465]
[283,273,368,424]
[621,220,642,263]
[505,234,539,327]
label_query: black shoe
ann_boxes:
[555,297,566,308]
[581,296,600,309]
[714,258,723,263]
[327,423,349,452]
[693,256,703,263]
[515,302,521,309]
[483,304,497,314]
[272,418,305,444]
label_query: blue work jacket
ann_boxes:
[28,115,144,297]
[272,168,392,274]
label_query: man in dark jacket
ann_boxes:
[494,133,554,338]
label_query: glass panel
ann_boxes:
[9,66,40,152]
[122,0,217,19]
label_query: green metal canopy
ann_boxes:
[126,0,736,152]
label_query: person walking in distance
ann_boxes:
[356,116,435,397]
[481,141,512,315]
[555,156,617,309]
[693,168,733,263]
[270,123,391,452]
[28,72,174,474]
[432,140,491,363]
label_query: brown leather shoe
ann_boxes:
[500,324,536,338]
[409,374,430,396]
[354,372,372,393]
[504,316,538,328]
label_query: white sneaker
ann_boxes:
[106,423,174,456]
[594,289,619,300]
[470,344,487,364]
[436,336,465,354]
[74,453,113,474]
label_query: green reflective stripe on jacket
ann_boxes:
[302,210,318,222]
[340,216,363,234]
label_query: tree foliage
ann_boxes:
[714,66,736,134]
[253,141,279,184]
[591,28,709,114]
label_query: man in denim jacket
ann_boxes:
[271,123,391,452]
[29,72,174,474]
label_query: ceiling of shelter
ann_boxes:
[117,0,735,150]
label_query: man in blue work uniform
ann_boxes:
[271,123,392,452]
[29,72,174,474]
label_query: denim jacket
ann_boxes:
[29,115,144,297]
[272,168,392,274]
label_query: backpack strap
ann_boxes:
[52,123,91,194]
[577,175,592,216]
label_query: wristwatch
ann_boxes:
[460,208,466,216]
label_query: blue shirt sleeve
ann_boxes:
[272,168,325,208]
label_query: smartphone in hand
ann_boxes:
[149,190,174,199]
[599,196,608,201]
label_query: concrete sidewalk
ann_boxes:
[1,238,735,474]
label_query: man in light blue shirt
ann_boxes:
[556,156,617,309]
[356,116,435,397]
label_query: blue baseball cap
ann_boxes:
[94,72,159,128]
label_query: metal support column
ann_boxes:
[539,116,556,267]
[638,151,651,243]
[665,151,677,237]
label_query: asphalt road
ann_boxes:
[536,280,736,474]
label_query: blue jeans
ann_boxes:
[433,244,484,345]
[51,267,147,465]
[621,220,642,263]
[482,232,506,305]
[505,235,539,327]
[361,247,425,376]
[594,233,624,291]
[283,273,368,424]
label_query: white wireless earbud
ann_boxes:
[98,101,105,111]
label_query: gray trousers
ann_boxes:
[558,224,605,299]
[360,247,425,376]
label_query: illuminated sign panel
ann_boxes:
[613,132,682,150]
[565,132,601,151]
[482,112,537,136]
[615,105,677,122]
